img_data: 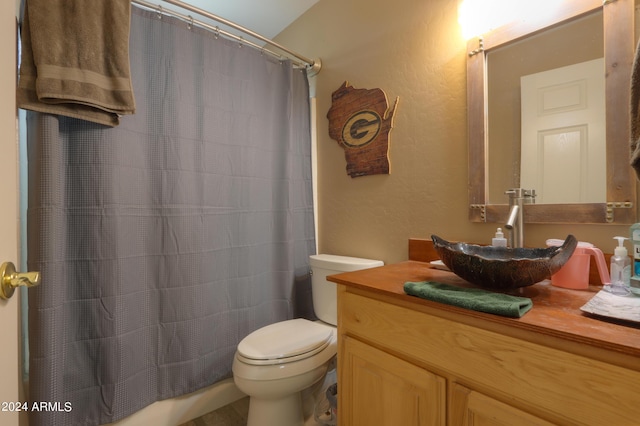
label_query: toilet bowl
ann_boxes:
[233,319,337,426]
[232,254,383,426]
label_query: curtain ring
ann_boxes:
[187,15,193,30]
[156,5,163,19]
[238,36,244,48]
[214,26,219,39]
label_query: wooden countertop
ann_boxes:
[328,260,640,368]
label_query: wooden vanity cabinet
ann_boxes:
[450,384,554,426]
[340,335,446,425]
[336,282,640,426]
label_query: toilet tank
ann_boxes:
[309,254,384,326]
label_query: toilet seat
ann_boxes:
[237,318,334,366]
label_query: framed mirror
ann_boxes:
[467,0,636,224]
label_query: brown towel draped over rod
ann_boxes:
[17,0,136,127]
[630,38,640,179]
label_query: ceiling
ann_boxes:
[161,0,319,40]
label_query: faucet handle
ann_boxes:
[523,189,536,203]
[504,188,536,201]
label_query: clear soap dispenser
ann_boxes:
[492,228,507,247]
[608,236,631,296]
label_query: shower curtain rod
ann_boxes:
[131,0,321,75]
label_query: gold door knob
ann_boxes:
[0,262,40,300]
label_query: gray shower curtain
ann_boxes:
[26,6,315,425]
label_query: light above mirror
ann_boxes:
[467,0,636,224]
[458,0,565,40]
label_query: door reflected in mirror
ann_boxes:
[520,58,606,204]
[487,10,604,205]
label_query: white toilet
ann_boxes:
[232,254,383,426]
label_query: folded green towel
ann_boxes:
[403,281,533,318]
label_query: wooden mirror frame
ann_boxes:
[467,0,636,224]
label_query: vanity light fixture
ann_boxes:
[458,0,562,39]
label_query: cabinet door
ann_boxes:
[450,383,554,426]
[340,336,446,426]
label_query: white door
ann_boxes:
[520,58,606,204]
[1,1,23,426]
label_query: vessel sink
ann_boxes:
[431,234,577,291]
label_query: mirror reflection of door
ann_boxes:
[520,58,605,204]
[485,10,604,205]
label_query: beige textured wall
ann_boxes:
[276,0,638,265]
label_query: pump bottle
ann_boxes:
[609,236,631,295]
[492,228,507,247]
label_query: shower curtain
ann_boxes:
[26,6,315,425]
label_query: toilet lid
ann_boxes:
[237,319,333,365]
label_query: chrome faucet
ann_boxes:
[504,188,536,248]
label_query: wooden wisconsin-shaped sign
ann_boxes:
[327,81,398,178]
